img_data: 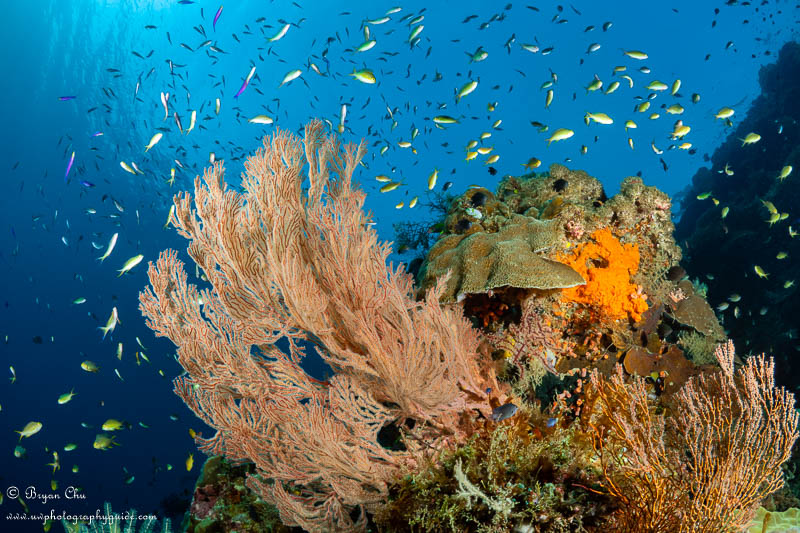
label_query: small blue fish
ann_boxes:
[546,418,558,428]
[58,96,76,101]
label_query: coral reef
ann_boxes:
[403,162,796,531]
[375,402,615,532]
[145,118,798,532]
[184,456,299,533]
[420,164,722,394]
[419,164,682,309]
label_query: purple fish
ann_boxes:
[58,96,76,101]
[91,131,104,137]
[64,151,75,182]
[234,66,256,99]
[213,6,223,30]
[80,180,95,188]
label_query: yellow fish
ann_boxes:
[101,419,125,431]
[57,388,76,405]
[47,451,60,474]
[740,132,761,146]
[671,124,691,139]
[621,75,634,88]
[427,169,438,190]
[248,115,274,125]
[546,128,574,145]
[93,433,118,450]
[522,157,541,170]
[586,77,603,92]
[380,182,401,193]
[605,81,620,94]
[585,112,613,125]
[456,80,478,100]
[118,254,144,277]
[81,360,100,373]
[99,306,120,339]
[433,115,458,124]
[715,107,735,120]
[144,133,162,152]
[16,421,42,441]
[623,50,648,60]
[279,69,302,87]
[645,80,668,91]
[119,161,136,175]
[186,110,196,134]
[349,69,376,84]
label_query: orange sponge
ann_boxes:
[556,228,648,322]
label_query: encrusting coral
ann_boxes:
[421,216,586,304]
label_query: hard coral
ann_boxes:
[421,215,585,303]
[557,228,648,323]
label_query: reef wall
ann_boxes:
[675,41,800,382]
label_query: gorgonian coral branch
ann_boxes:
[139,120,497,532]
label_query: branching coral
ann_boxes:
[556,228,648,323]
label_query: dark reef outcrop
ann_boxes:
[675,41,800,382]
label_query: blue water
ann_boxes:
[1,1,797,531]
